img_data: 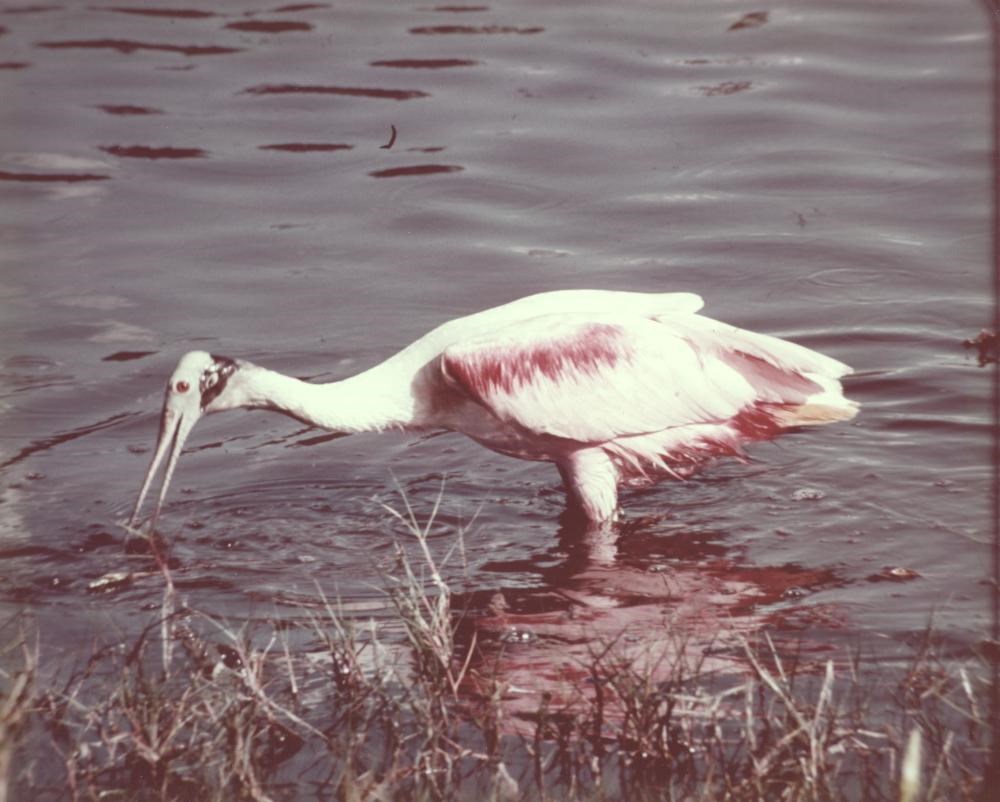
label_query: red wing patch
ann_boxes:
[443,323,628,406]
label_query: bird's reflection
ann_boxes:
[455,514,840,729]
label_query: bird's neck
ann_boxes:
[233,363,418,434]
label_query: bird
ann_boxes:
[127,289,857,532]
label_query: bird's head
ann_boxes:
[128,351,240,531]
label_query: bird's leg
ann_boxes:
[556,448,619,522]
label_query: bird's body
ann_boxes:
[129,290,857,528]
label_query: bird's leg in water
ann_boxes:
[581,520,619,565]
[557,449,619,524]
[556,450,621,563]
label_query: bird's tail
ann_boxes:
[770,372,859,427]
[673,314,859,429]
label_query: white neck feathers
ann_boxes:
[223,362,418,434]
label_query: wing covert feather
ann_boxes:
[440,314,759,442]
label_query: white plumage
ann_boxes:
[129,290,857,529]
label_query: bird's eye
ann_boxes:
[175,380,191,393]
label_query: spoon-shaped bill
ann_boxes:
[128,404,200,532]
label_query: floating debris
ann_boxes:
[792,487,826,502]
[962,328,997,366]
[868,566,921,583]
[87,571,133,593]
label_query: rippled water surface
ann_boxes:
[1,0,993,704]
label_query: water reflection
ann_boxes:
[696,80,753,96]
[456,514,841,724]
[225,20,313,33]
[409,25,543,35]
[370,58,479,69]
[0,169,109,182]
[100,145,207,159]
[243,83,428,100]
[96,104,163,115]
[369,164,463,178]
[93,7,218,19]
[37,39,242,56]
[271,3,330,11]
[259,143,353,153]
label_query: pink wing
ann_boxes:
[439,313,830,444]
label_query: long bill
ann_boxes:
[127,404,200,533]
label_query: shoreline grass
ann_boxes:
[0,503,991,801]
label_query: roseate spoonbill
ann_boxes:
[128,289,857,530]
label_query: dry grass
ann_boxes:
[2,499,992,801]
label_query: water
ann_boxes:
[1,0,993,705]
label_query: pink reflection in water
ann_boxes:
[455,523,841,730]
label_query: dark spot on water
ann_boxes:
[0,544,57,560]
[369,164,463,178]
[225,20,313,33]
[728,11,769,31]
[0,169,109,182]
[409,25,543,35]
[96,7,218,19]
[370,58,478,69]
[289,431,350,447]
[2,5,62,13]
[428,5,490,11]
[37,39,241,56]
[0,412,138,471]
[259,142,353,153]
[102,350,157,361]
[697,81,753,97]
[96,104,162,115]
[0,61,30,69]
[76,529,117,552]
[271,3,329,11]
[380,124,397,149]
[101,145,207,159]
[124,535,163,556]
[244,83,428,101]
